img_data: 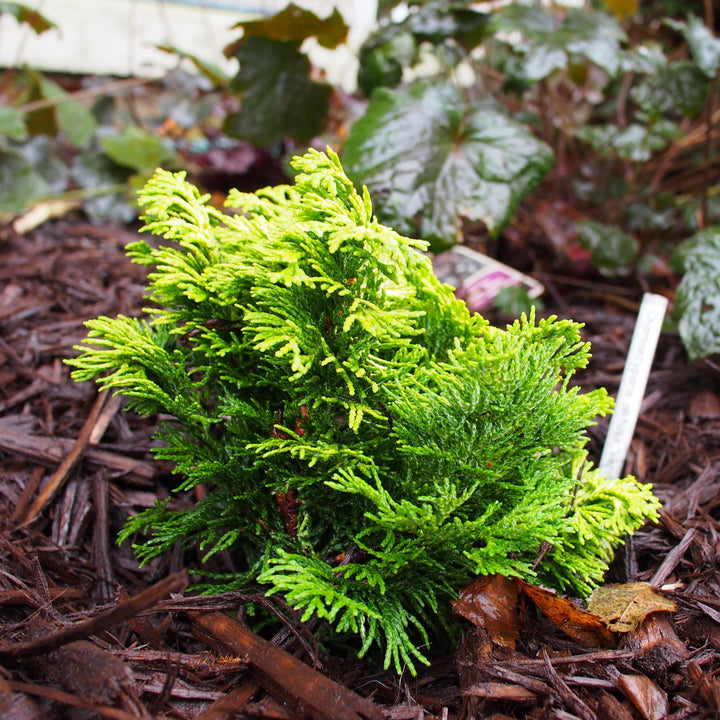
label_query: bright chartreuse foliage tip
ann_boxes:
[67,148,660,673]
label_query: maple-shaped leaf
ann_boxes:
[588,582,676,633]
[342,80,553,250]
[222,4,346,147]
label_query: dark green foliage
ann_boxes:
[671,13,720,78]
[630,62,710,119]
[671,227,720,360]
[358,30,417,97]
[227,3,347,49]
[0,146,49,212]
[342,81,554,250]
[576,220,639,275]
[358,0,490,95]
[68,149,659,671]
[490,5,627,81]
[223,4,347,146]
[0,106,27,142]
[224,38,332,147]
[100,125,179,176]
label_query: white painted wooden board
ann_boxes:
[0,0,376,90]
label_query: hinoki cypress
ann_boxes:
[68,149,660,671]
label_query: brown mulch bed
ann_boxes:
[1,216,720,720]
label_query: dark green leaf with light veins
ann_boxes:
[578,120,680,162]
[631,62,709,118]
[342,81,553,250]
[576,220,638,275]
[671,14,720,78]
[398,1,490,48]
[225,38,330,146]
[70,152,136,224]
[491,4,556,36]
[562,10,627,77]
[621,42,666,74]
[358,31,418,96]
[672,228,720,360]
[492,6,626,81]
[357,0,490,95]
[491,5,563,81]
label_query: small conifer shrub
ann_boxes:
[68,149,660,671]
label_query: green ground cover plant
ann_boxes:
[67,148,660,672]
[4,1,720,358]
[215,0,720,358]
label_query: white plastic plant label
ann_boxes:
[599,293,669,480]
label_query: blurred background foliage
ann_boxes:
[1,0,720,358]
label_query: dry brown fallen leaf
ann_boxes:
[451,574,521,649]
[588,582,676,633]
[518,580,616,648]
[616,672,669,720]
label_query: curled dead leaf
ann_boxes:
[616,673,669,720]
[518,580,616,648]
[452,574,521,649]
[588,582,676,633]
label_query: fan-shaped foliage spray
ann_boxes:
[69,149,659,671]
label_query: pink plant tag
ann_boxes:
[432,246,544,313]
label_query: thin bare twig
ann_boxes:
[0,572,187,662]
[20,389,110,524]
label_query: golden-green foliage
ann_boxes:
[68,149,659,672]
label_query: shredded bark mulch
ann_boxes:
[1,216,719,720]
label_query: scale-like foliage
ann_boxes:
[68,148,659,672]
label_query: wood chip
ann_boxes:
[0,426,155,484]
[188,611,383,720]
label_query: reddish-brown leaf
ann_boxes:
[452,574,521,649]
[519,581,616,648]
[616,673,669,720]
